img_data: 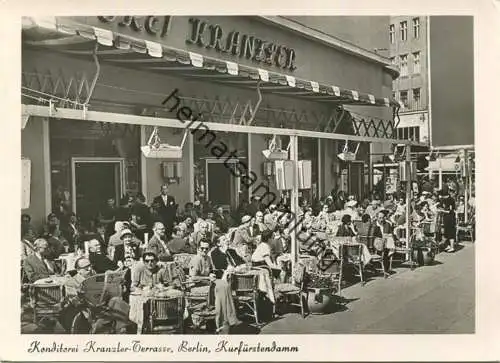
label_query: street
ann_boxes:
[261,241,475,334]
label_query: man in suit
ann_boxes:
[23,238,56,283]
[146,222,173,262]
[151,184,177,238]
[88,239,118,274]
[214,206,230,234]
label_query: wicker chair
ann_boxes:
[173,253,195,275]
[274,263,308,318]
[369,237,388,278]
[231,273,260,324]
[339,242,365,286]
[146,295,185,334]
[29,283,66,324]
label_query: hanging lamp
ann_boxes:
[141,126,189,159]
[262,134,290,160]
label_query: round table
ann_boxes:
[129,287,183,334]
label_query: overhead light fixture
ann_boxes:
[141,126,188,159]
[337,140,359,162]
[262,135,290,160]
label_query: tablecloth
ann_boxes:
[33,275,67,286]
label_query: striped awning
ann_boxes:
[22,17,402,108]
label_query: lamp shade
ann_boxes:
[337,152,356,162]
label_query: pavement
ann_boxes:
[260,241,475,334]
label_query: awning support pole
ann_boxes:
[405,144,413,269]
[290,135,299,271]
[82,43,101,119]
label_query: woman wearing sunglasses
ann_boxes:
[131,252,170,290]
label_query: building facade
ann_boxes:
[22,16,416,228]
[389,16,474,148]
[389,16,430,145]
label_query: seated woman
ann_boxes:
[131,252,171,290]
[356,213,373,247]
[251,230,281,278]
[210,235,246,276]
[336,214,358,237]
[189,240,241,333]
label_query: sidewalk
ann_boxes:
[260,241,475,334]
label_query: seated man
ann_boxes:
[23,238,57,283]
[167,226,195,255]
[189,241,241,333]
[60,257,130,334]
[88,239,118,274]
[146,222,173,263]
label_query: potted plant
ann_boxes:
[305,273,336,314]
[412,237,437,266]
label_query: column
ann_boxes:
[289,135,299,268]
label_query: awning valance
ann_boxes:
[22,17,402,109]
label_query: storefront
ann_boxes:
[21,16,423,228]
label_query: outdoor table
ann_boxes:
[328,238,373,265]
[33,275,67,286]
[128,286,184,334]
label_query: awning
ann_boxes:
[22,17,401,109]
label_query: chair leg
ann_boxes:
[253,299,259,325]
[337,266,343,297]
[359,263,365,285]
[299,293,305,318]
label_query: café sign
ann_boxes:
[186,17,297,71]
[98,16,171,38]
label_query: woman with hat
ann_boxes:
[231,215,259,262]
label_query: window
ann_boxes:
[400,21,407,41]
[400,54,408,76]
[412,88,421,110]
[413,17,420,39]
[389,24,395,44]
[413,51,421,74]
[400,90,409,108]
[396,126,420,141]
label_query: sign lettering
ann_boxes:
[186,17,297,71]
[97,16,171,38]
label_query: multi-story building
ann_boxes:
[389,16,474,148]
[389,16,430,145]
